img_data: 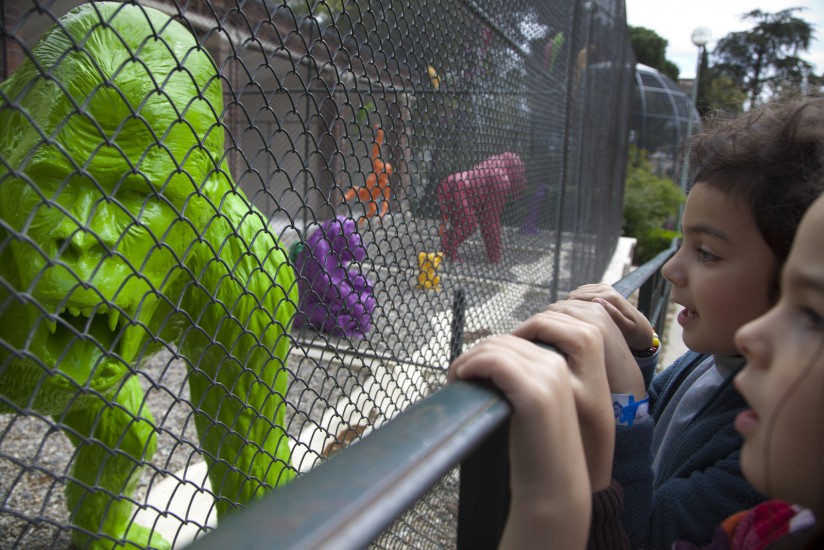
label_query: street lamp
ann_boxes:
[677,26,711,229]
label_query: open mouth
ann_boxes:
[0,295,151,407]
[672,299,697,319]
[46,305,124,345]
[676,306,699,326]
[35,301,140,393]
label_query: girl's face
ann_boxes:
[734,194,824,514]
[662,183,779,356]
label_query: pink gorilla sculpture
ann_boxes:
[437,152,527,263]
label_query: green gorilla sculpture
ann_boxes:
[0,3,297,548]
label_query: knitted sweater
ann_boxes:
[613,350,766,548]
[673,499,817,550]
[589,480,630,550]
[590,490,820,550]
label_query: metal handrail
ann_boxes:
[188,240,678,550]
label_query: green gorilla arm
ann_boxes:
[0,3,297,548]
[179,167,298,513]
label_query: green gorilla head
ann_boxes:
[0,1,296,417]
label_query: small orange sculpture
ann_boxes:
[343,127,393,223]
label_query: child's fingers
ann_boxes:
[510,309,621,408]
[591,295,620,315]
[542,301,611,337]
[450,334,563,386]
[592,296,633,329]
[449,335,569,414]
[567,283,623,304]
[550,297,652,352]
[545,302,646,394]
[566,282,610,297]
[567,285,640,322]
[591,297,654,350]
[512,309,604,360]
[510,311,616,492]
[449,336,516,381]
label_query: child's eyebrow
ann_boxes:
[784,270,824,295]
[684,223,732,243]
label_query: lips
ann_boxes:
[735,408,759,436]
[676,306,698,326]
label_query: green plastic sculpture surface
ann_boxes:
[0,3,297,548]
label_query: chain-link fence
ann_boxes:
[0,0,634,548]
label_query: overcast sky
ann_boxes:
[625,0,824,79]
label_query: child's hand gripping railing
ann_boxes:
[188,240,678,550]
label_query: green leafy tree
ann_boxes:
[696,47,747,116]
[703,72,747,116]
[712,8,817,106]
[623,147,684,263]
[629,26,679,81]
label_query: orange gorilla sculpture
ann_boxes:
[343,127,393,223]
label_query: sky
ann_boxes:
[625,0,824,79]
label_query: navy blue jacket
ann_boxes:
[613,351,766,549]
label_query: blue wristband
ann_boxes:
[612,394,649,427]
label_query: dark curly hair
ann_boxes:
[682,95,824,264]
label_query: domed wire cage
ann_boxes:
[630,63,700,177]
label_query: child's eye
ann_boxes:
[696,248,718,262]
[800,307,824,329]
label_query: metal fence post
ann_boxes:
[457,422,510,549]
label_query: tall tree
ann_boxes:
[703,73,747,116]
[629,26,679,81]
[712,8,816,106]
[695,47,712,117]
[696,48,746,116]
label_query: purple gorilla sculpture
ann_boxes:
[293,216,376,337]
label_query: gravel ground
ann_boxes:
[0,349,452,550]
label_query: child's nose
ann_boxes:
[661,251,684,286]
[736,303,782,362]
